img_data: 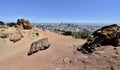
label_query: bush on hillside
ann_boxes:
[80,30,91,39]
[6,22,17,27]
[0,21,5,25]
[62,31,72,36]
[72,30,91,39]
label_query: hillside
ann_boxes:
[0,25,120,70]
[0,26,85,70]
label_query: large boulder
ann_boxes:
[77,24,120,53]
[17,19,33,29]
[28,38,50,56]
[9,28,23,42]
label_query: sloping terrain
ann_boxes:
[0,27,120,70]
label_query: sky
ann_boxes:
[0,0,120,24]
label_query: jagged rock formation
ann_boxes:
[17,19,33,29]
[28,38,50,56]
[77,24,120,53]
[0,24,24,42]
[0,19,40,42]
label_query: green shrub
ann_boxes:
[72,30,91,39]
[62,31,72,36]
[72,32,81,38]
[6,22,17,27]
[0,21,5,25]
[62,29,91,39]
[80,30,90,39]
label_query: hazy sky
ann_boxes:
[0,0,120,24]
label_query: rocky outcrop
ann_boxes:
[28,38,50,56]
[77,24,120,53]
[17,19,33,29]
[9,28,23,42]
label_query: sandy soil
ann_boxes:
[0,28,120,70]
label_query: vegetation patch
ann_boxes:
[62,29,91,39]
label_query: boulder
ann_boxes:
[77,24,120,53]
[17,19,32,29]
[28,38,50,56]
[9,28,23,42]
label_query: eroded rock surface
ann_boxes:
[28,38,50,55]
[9,28,23,42]
[77,24,120,53]
[17,19,33,29]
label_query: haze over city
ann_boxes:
[0,0,120,25]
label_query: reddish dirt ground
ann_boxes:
[0,29,120,70]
